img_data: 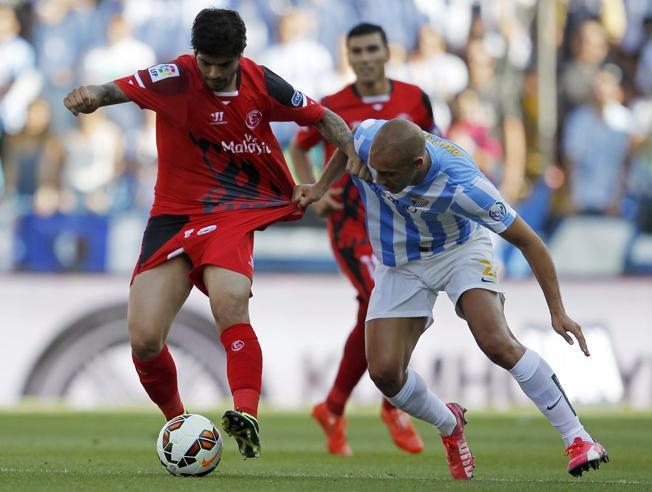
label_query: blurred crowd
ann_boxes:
[1,0,652,272]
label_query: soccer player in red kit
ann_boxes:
[63,8,360,459]
[290,23,436,456]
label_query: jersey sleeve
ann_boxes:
[114,60,189,126]
[449,170,517,234]
[261,66,325,125]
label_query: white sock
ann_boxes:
[386,367,457,436]
[509,349,593,446]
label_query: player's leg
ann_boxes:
[203,265,261,459]
[129,255,193,421]
[459,288,608,476]
[366,316,474,479]
[366,316,455,432]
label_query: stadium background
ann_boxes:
[0,0,651,415]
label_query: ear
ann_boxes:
[414,155,425,170]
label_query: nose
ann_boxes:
[208,66,222,79]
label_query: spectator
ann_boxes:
[562,65,633,215]
[0,5,42,137]
[466,37,526,202]
[2,98,63,212]
[58,109,125,214]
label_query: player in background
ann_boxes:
[63,8,361,460]
[289,23,434,456]
[295,118,609,479]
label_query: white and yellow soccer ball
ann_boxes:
[156,414,223,476]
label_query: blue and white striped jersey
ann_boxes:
[352,119,517,267]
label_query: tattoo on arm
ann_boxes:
[315,108,354,154]
[98,82,130,106]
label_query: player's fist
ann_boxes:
[346,154,371,181]
[293,183,325,209]
[63,85,102,116]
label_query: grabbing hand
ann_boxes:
[293,183,325,209]
[63,86,102,116]
[346,154,371,181]
[551,312,590,357]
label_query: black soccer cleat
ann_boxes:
[222,410,261,459]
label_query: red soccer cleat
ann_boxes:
[380,406,424,454]
[440,403,474,480]
[564,437,609,477]
[311,402,352,456]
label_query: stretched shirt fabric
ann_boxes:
[353,118,517,267]
[115,55,325,217]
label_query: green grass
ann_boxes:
[0,409,650,491]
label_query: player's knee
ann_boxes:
[130,336,165,360]
[368,359,403,396]
[478,333,523,369]
[210,288,250,329]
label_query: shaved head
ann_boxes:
[368,119,429,194]
[370,119,425,164]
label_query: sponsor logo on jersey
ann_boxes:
[246,109,263,129]
[221,133,272,155]
[290,90,305,107]
[148,63,179,83]
[183,228,195,238]
[209,111,227,125]
[489,201,507,221]
[231,340,245,351]
[197,225,217,236]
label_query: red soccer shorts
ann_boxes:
[132,205,303,295]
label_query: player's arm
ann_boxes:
[289,136,342,215]
[499,216,590,357]
[294,148,348,209]
[63,82,129,116]
[313,108,369,180]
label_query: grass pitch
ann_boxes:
[0,409,650,491]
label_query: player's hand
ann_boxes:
[313,187,343,217]
[293,183,325,209]
[551,312,590,357]
[63,85,102,116]
[346,154,371,181]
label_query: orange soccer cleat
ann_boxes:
[311,402,352,456]
[440,403,474,480]
[380,406,424,454]
[564,437,609,477]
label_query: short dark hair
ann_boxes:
[191,8,247,57]
[346,23,388,47]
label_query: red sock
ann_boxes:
[220,323,262,417]
[326,300,369,416]
[132,345,184,421]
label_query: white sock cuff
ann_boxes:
[388,367,416,405]
[509,349,541,382]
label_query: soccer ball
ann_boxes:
[156,413,223,476]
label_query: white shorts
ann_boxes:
[366,228,505,328]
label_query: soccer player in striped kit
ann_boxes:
[290,23,434,456]
[295,118,609,480]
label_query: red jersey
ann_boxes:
[115,55,325,217]
[294,80,434,240]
